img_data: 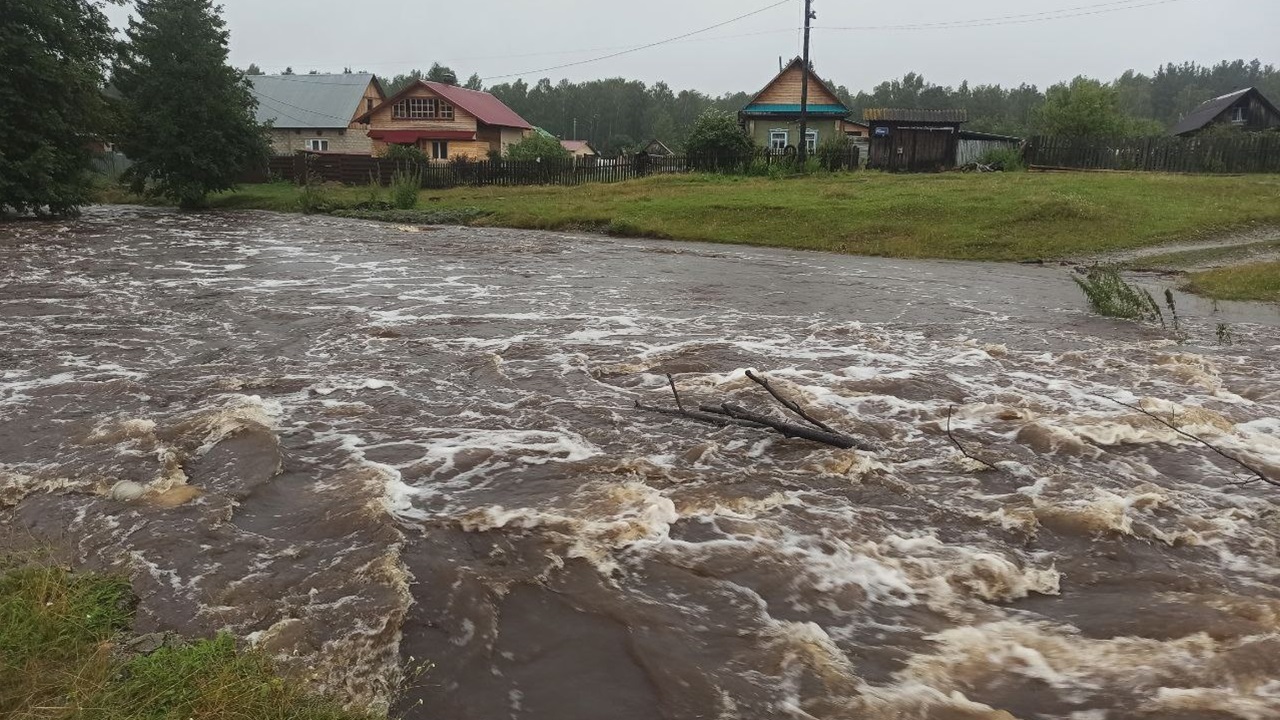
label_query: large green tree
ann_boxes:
[114,0,269,208]
[1035,77,1159,137]
[0,0,118,216]
[684,110,754,157]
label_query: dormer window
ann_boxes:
[393,97,456,120]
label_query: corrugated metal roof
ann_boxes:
[421,82,533,130]
[1171,88,1252,136]
[249,73,376,129]
[864,108,968,123]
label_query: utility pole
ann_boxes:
[797,0,816,163]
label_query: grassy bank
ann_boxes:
[1,562,376,720]
[98,172,1280,262]
[1186,262,1280,302]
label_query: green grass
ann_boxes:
[1126,239,1280,271]
[1,561,378,720]
[96,172,1280,262]
[1185,262,1280,302]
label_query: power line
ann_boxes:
[251,29,799,83]
[249,87,353,124]
[817,0,1191,31]
[479,0,793,81]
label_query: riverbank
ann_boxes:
[0,561,377,720]
[96,171,1280,299]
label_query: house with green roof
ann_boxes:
[740,57,851,153]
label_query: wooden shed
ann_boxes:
[864,108,968,172]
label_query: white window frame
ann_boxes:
[431,140,449,160]
[769,130,789,151]
[805,130,818,153]
[393,97,456,120]
[306,138,329,152]
[1232,106,1247,123]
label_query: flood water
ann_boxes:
[3,206,1280,720]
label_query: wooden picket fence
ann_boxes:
[1026,134,1280,174]
[251,147,861,188]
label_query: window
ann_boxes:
[366,98,374,113]
[769,130,788,151]
[431,141,448,160]
[392,97,456,120]
[306,138,329,152]
[1232,106,1247,123]
[806,130,818,153]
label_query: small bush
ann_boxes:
[605,218,644,237]
[380,143,428,163]
[686,110,755,171]
[390,166,421,209]
[816,138,856,171]
[1073,267,1164,324]
[977,146,1026,171]
[297,177,342,214]
[506,134,571,162]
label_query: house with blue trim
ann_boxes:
[740,57,851,153]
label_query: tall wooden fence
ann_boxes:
[252,147,861,189]
[1026,134,1280,174]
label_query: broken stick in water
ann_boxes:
[946,406,1001,472]
[1099,395,1276,488]
[744,369,838,434]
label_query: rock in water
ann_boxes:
[109,480,146,501]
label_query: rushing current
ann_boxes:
[3,206,1280,720]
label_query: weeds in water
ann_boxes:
[1217,323,1236,346]
[390,166,422,210]
[1163,289,1180,332]
[1073,267,1165,325]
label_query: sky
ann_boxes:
[103,0,1280,95]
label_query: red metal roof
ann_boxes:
[421,82,532,130]
[369,130,476,142]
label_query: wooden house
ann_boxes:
[357,81,533,160]
[741,57,851,153]
[560,140,599,159]
[641,139,675,157]
[864,108,968,172]
[249,73,385,155]
[1172,87,1280,137]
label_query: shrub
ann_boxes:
[380,143,428,164]
[816,137,856,171]
[1072,267,1164,324]
[390,166,421,209]
[685,110,755,170]
[977,146,1026,171]
[506,134,571,162]
[297,176,341,214]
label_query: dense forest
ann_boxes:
[366,59,1280,154]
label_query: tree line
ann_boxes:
[379,59,1280,152]
[4,0,269,215]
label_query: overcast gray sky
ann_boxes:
[104,0,1279,94]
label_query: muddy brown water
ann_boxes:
[3,207,1280,719]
